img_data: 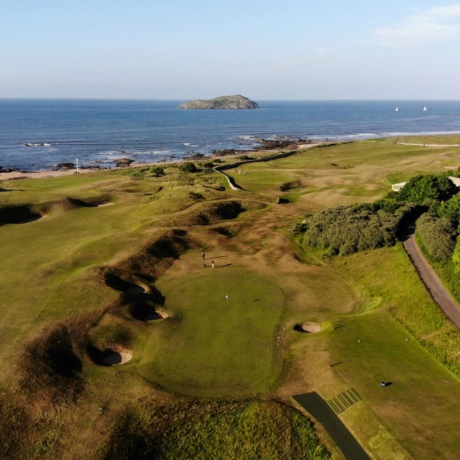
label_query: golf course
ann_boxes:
[1,137,460,459]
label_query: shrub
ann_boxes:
[438,192,460,221]
[179,162,198,173]
[416,214,457,261]
[150,166,165,177]
[304,205,400,255]
[397,174,457,203]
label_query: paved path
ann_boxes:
[293,393,370,460]
[403,234,460,328]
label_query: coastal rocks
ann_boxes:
[114,158,134,167]
[55,162,75,170]
[179,95,259,110]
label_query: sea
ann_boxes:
[1,99,460,171]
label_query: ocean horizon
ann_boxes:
[1,99,460,171]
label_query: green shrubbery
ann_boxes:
[303,201,420,255]
[179,162,199,173]
[415,214,457,261]
[302,172,460,258]
[397,174,457,203]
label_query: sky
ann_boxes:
[1,0,460,100]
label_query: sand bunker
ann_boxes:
[131,303,168,321]
[126,285,145,295]
[146,309,168,321]
[0,206,44,225]
[101,348,133,365]
[294,322,321,333]
[67,197,112,208]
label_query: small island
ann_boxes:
[178,94,259,110]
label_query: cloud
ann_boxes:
[375,5,460,46]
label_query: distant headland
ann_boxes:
[178,94,260,110]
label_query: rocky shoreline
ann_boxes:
[0,137,318,181]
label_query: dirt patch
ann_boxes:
[294,322,321,333]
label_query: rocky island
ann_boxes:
[178,94,259,110]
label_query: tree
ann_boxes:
[398,174,457,203]
[179,162,198,173]
[416,214,457,261]
[438,193,460,221]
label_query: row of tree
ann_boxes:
[301,172,460,259]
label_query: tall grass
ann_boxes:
[98,399,330,460]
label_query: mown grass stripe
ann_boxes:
[328,399,342,414]
[347,388,361,404]
[342,392,355,407]
[328,388,361,415]
[337,394,349,409]
[330,396,347,413]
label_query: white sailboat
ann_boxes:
[423,106,427,111]
[395,107,399,112]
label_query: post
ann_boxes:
[76,158,79,174]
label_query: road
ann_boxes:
[403,234,460,328]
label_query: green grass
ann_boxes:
[2,139,460,459]
[394,135,460,145]
[137,268,285,397]
[328,311,460,460]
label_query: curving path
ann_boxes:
[403,234,460,328]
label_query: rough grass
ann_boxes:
[98,399,330,460]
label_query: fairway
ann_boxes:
[137,266,285,397]
[329,311,460,459]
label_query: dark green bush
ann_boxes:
[150,166,165,177]
[416,214,457,261]
[179,162,198,173]
[304,205,400,255]
[397,174,457,203]
[438,192,460,221]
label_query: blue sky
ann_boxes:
[1,0,460,99]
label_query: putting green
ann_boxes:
[136,268,285,397]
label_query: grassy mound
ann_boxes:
[21,324,84,403]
